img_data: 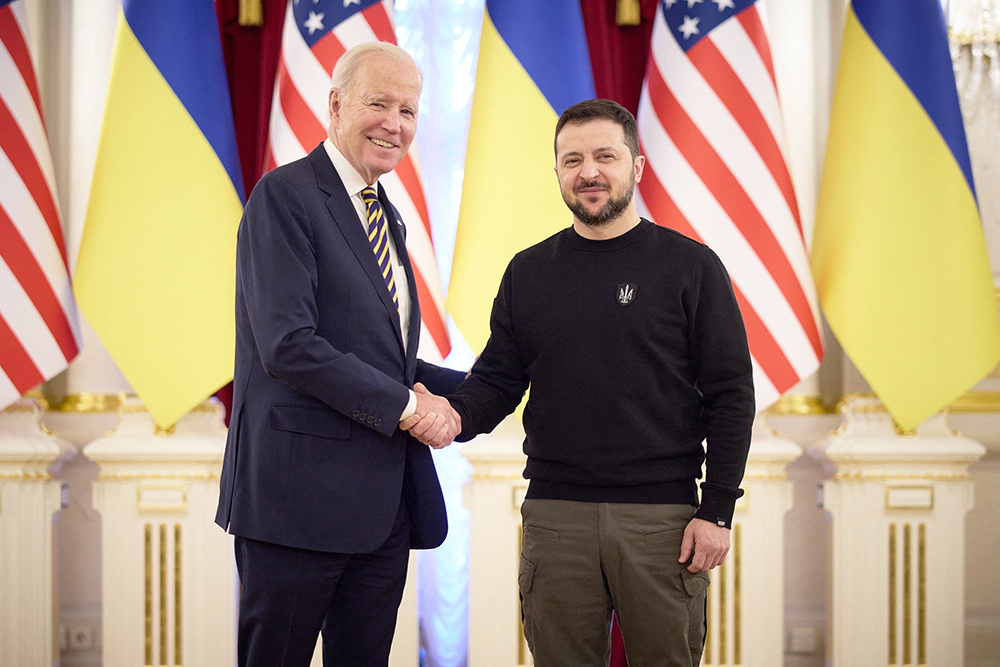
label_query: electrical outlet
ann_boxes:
[68,626,93,650]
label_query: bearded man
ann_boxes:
[446,99,755,667]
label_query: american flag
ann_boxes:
[266,0,451,361]
[636,0,822,410]
[0,0,80,408]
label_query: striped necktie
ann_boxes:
[361,186,398,310]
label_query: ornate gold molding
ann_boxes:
[834,471,971,481]
[0,470,52,480]
[469,469,526,482]
[51,393,126,413]
[947,390,1000,412]
[97,470,220,481]
[950,30,1000,45]
[766,394,833,415]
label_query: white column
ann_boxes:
[0,397,72,666]
[703,416,800,667]
[83,397,236,667]
[462,416,530,667]
[813,396,983,667]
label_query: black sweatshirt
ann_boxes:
[449,220,755,527]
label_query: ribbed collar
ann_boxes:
[564,218,653,251]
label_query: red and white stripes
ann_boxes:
[266,0,451,361]
[637,1,822,410]
[0,0,80,407]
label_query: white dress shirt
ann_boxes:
[323,140,417,419]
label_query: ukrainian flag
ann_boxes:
[812,0,1000,430]
[449,0,594,351]
[74,0,243,428]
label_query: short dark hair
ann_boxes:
[554,99,640,160]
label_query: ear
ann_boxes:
[633,154,646,184]
[328,88,341,121]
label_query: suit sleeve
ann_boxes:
[238,171,410,437]
[415,361,466,396]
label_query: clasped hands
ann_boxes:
[399,382,461,449]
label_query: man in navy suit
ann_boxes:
[215,42,464,667]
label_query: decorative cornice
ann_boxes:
[97,469,220,481]
[766,395,833,415]
[950,30,1000,45]
[946,391,1000,413]
[0,469,52,480]
[51,393,126,413]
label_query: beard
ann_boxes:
[563,176,635,228]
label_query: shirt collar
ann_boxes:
[323,138,372,198]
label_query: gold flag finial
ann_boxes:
[239,0,263,27]
[617,0,641,27]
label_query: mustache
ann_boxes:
[574,180,610,193]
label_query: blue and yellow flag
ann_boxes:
[75,0,243,428]
[449,0,595,351]
[812,0,1000,430]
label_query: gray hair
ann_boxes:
[330,42,422,95]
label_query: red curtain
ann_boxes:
[580,0,659,115]
[213,0,286,424]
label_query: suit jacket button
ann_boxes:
[374,418,382,427]
[367,416,375,425]
[359,412,367,421]
[351,410,360,418]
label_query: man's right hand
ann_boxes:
[399,382,462,449]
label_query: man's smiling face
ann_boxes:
[328,53,420,185]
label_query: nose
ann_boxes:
[580,156,600,179]
[380,108,402,134]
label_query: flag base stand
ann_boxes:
[0,397,72,666]
[82,397,236,667]
[811,396,984,666]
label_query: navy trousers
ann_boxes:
[235,497,411,667]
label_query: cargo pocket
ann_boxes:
[518,554,537,651]
[682,568,710,662]
[518,554,537,595]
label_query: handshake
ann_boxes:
[399,382,462,449]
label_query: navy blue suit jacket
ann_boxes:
[216,144,463,553]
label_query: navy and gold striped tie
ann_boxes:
[361,186,398,310]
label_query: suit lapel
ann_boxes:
[309,146,405,351]
[379,183,421,371]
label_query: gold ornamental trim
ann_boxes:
[947,390,1000,413]
[98,470,220,481]
[742,470,788,482]
[833,470,970,481]
[470,470,525,482]
[145,524,153,666]
[950,30,1000,45]
[175,523,183,666]
[52,392,126,413]
[0,470,52,480]
[2,403,37,413]
[2,397,56,436]
[889,523,897,664]
[766,394,833,415]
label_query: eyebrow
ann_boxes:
[559,146,619,159]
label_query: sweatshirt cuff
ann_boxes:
[398,390,417,422]
[694,484,743,529]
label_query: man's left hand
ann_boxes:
[678,517,730,573]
